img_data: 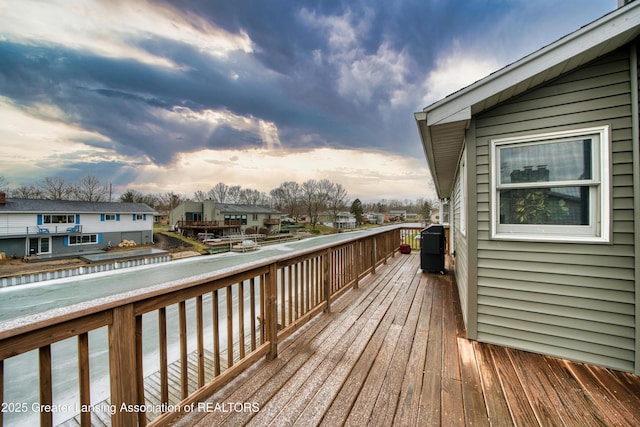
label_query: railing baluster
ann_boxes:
[250,277,257,351]
[77,333,91,427]
[287,266,293,325]
[260,275,266,344]
[135,315,146,427]
[178,301,188,399]
[226,286,233,368]
[238,282,245,360]
[293,264,299,320]
[299,262,305,315]
[212,290,221,376]
[196,295,205,388]
[324,249,331,313]
[306,259,312,309]
[280,268,286,328]
[158,307,169,404]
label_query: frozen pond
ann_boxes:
[0,228,387,323]
[79,247,168,263]
[0,227,397,426]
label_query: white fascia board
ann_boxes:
[427,106,471,126]
[423,3,640,126]
[415,112,451,198]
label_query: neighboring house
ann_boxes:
[319,211,356,229]
[415,1,640,374]
[0,192,156,257]
[364,213,384,224]
[170,201,281,237]
[389,210,407,222]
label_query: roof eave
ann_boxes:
[423,3,640,125]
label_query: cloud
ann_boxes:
[0,97,135,182]
[420,42,502,107]
[0,0,253,69]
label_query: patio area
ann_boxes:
[172,252,640,426]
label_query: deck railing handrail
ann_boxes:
[0,225,423,427]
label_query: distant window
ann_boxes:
[491,126,610,242]
[69,235,98,245]
[105,214,116,221]
[43,214,75,224]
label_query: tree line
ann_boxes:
[0,175,436,225]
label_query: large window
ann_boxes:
[43,214,75,224]
[491,126,610,242]
[69,234,98,245]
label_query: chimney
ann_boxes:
[0,192,5,205]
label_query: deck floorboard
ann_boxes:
[167,252,640,427]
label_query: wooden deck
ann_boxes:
[172,253,640,427]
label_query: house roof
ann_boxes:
[415,2,640,198]
[0,198,158,214]
[216,204,282,215]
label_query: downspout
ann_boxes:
[630,41,640,375]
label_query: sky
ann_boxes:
[0,0,617,203]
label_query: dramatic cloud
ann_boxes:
[0,0,616,201]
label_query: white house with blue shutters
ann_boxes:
[0,192,157,258]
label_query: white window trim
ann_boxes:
[490,126,610,243]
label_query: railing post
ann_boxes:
[323,249,332,313]
[109,304,138,426]
[39,345,53,427]
[266,263,279,360]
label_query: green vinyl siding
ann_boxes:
[473,48,636,371]
[453,163,469,328]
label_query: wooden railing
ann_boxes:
[399,225,422,251]
[0,227,410,427]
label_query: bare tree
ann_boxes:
[11,184,42,198]
[239,188,267,205]
[40,176,73,200]
[0,176,8,194]
[73,174,109,202]
[301,179,333,228]
[270,181,302,218]
[156,192,185,212]
[327,182,348,227]
[120,189,158,208]
[207,182,229,203]
[227,185,241,203]
[193,190,207,202]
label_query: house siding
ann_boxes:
[453,163,470,329]
[473,48,636,371]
